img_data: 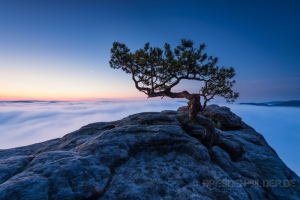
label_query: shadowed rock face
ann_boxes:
[0,106,299,200]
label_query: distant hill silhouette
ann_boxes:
[240,100,300,107]
[0,100,61,104]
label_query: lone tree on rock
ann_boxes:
[110,39,239,124]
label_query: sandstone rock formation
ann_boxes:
[0,105,299,199]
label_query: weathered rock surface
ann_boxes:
[0,106,299,200]
[178,104,243,130]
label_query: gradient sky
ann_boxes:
[1,0,299,102]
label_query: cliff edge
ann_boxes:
[0,105,299,199]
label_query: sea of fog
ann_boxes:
[0,100,299,176]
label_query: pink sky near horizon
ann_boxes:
[1,1,299,102]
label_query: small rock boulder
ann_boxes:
[201,104,243,130]
[177,104,243,130]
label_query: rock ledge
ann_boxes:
[0,106,299,200]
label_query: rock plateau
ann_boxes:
[0,105,299,200]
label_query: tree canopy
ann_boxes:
[110,39,239,147]
[109,39,239,112]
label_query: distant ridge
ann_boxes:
[0,100,60,104]
[240,100,300,107]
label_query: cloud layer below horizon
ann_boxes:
[0,100,299,175]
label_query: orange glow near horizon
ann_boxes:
[0,93,146,101]
[0,95,147,101]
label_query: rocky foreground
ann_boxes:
[0,105,299,200]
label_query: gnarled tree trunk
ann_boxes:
[186,94,215,148]
[148,89,216,147]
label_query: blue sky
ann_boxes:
[0,0,299,102]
